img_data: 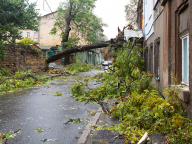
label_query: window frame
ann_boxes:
[27,32,30,38]
[154,37,160,81]
[180,33,189,85]
[33,32,38,39]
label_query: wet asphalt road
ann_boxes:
[0,70,102,144]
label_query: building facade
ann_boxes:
[141,0,192,119]
[38,12,62,47]
[162,0,192,119]
[16,30,38,43]
[38,12,103,65]
[143,0,165,89]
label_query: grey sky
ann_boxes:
[29,0,129,39]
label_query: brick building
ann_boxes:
[140,0,192,119]
[162,0,192,119]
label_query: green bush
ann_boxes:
[64,60,91,74]
[70,41,192,143]
[17,38,38,45]
[0,70,49,95]
[0,67,11,77]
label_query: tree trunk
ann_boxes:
[61,0,73,65]
[63,55,70,65]
[46,43,110,64]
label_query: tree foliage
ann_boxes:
[50,0,107,50]
[125,0,138,27]
[0,0,40,42]
[70,40,192,143]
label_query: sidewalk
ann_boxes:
[78,99,167,144]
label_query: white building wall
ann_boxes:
[144,0,154,40]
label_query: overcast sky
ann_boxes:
[29,0,129,39]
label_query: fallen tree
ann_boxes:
[46,24,132,65]
[46,42,111,64]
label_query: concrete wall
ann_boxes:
[0,45,45,73]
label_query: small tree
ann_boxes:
[125,0,138,27]
[50,0,107,64]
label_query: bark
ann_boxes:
[46,42,110,64]
[61,0,73,65]
[62,0,73,50]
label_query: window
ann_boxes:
[34,32,38,39]
[148,43,153,72]
[27,32,30,38]
[181,33,189,84]
[154,37,160,80]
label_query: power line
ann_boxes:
[43,0,64,32]
[43,0,50,12]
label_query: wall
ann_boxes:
[16,30,38,43]
[38,12,88,47]
[144,0,154,40]
[162,0,192,119]
[75,50,100,65]
[189,0,192,120]
[39,12,62,47]
[137,0,143,30]
[145,0,165,89]
[0,44,45,73]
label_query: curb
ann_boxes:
[77,98,109,144]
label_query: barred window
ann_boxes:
[154,37,160,80]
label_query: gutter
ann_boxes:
[143,0,145,59]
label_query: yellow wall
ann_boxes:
[16,30,38,43]
[39,12,62,46]
[39,12,88,47]
[17,12,88,47]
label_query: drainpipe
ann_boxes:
[143,0,145,59]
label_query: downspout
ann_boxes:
[143,0,145,59]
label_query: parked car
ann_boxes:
[102,61,112,66]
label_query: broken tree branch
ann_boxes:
[22,74,38,82]
[0,74,38,86]
[46,42,110,64]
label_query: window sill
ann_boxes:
[171,85,189,102]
